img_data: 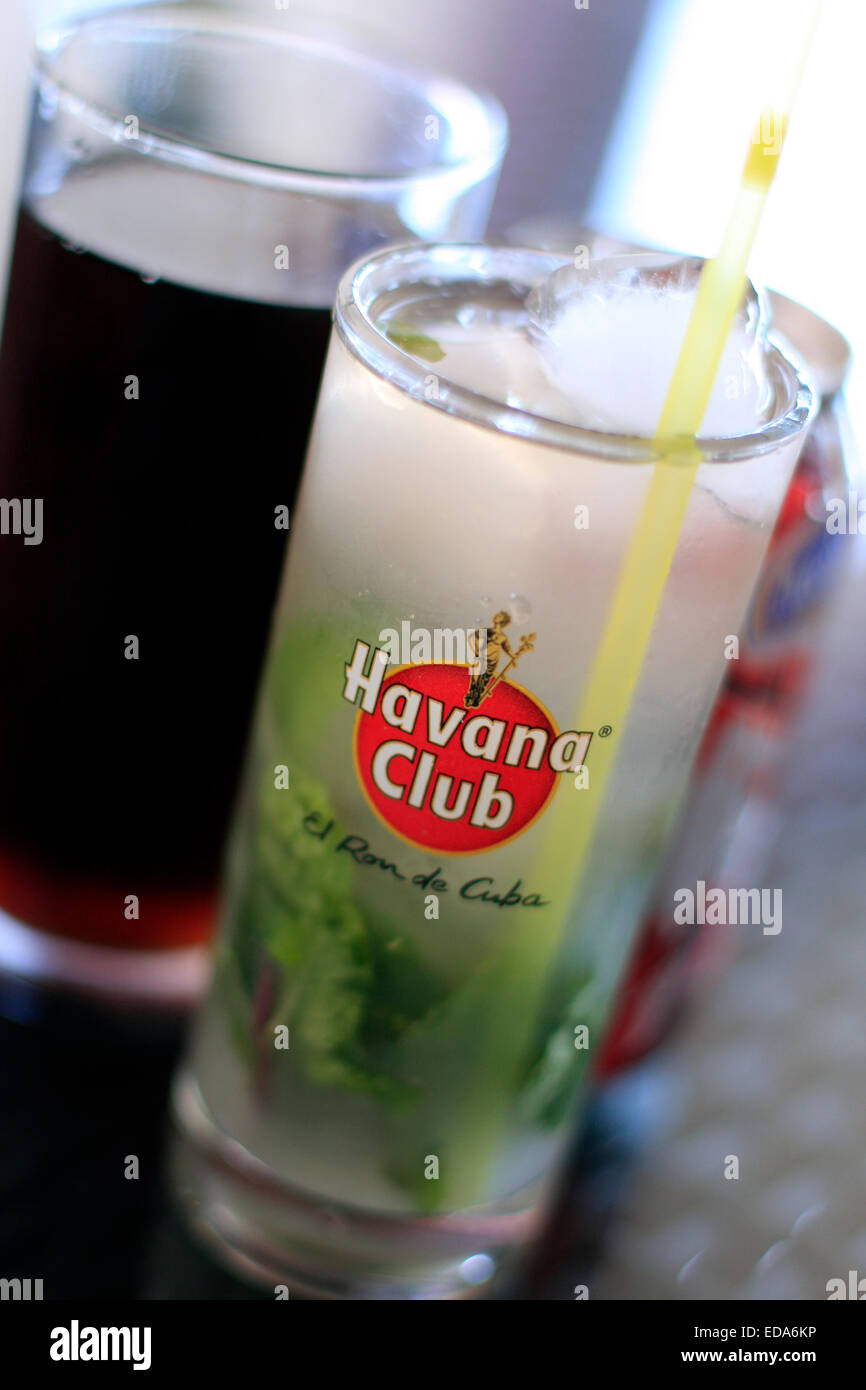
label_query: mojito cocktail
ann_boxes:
[173,244,814,1298]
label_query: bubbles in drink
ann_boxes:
[474,596,492,627]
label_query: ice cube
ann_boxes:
[526,254,775,438]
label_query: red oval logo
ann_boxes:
[354,664,561,855]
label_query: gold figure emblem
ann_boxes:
[464,611,537,710]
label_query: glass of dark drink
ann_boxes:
[0,4,507,1003]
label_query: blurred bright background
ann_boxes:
[3,0,863,434]
[589,0,866,479]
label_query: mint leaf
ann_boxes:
[221,760,449,1114]
[385,325,446,363]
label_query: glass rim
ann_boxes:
[34,4,509,197]
[335,241,817,464]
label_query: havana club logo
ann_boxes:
[343,613,593,855]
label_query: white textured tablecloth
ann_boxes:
[596,542,866,1300]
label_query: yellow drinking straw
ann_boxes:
[528,6,822,925]
[426,4,822,1209]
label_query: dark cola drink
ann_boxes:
[0,207,331,951]
[0,9,506,977]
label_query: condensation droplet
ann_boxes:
[459,1253,495,1286]
[508,593,532,623]
[755,1239,793,1276]
[139,272,160,286]
[676,1250,705,1285]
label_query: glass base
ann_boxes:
[170,1071,543,1300]
[0,903,210,1008]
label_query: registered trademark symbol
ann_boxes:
[598,725,613,738]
